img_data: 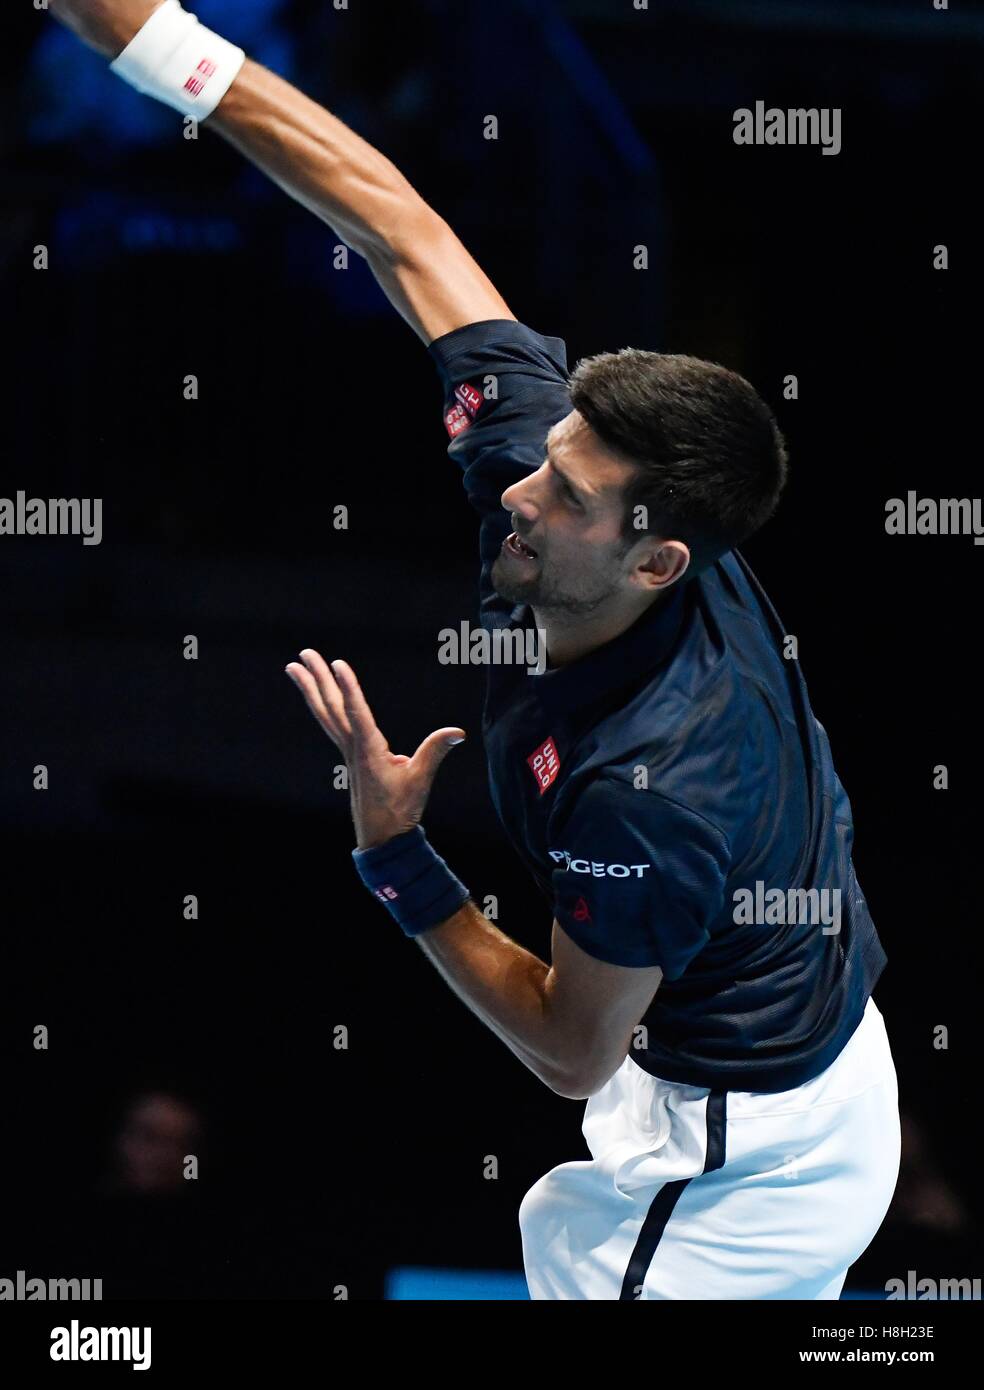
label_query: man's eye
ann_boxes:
[546,458,583,509]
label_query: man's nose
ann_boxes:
[501,475,539,521]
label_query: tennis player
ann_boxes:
[49,0,901,1300]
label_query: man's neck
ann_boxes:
[533,591,664,670]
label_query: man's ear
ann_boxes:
[634,537,690,590]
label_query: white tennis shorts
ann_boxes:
[519,994,901,1299]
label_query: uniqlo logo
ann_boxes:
[527,737,560,796]
[184,57,217,98]
[454,382,483,417]
[374,885,399,903]
[444,402,472,438]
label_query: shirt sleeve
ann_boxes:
[428,319,572,620]
[548,777,732,979]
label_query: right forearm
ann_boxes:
[209,59,435,265]
[206,58,513,340]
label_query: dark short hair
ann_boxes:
[568,349,789,575]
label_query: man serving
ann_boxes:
[48,0,901,1300]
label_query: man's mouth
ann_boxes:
[504,531,539,560]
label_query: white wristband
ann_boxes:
[109,0,246,121]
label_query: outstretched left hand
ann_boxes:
[285,650,466,851]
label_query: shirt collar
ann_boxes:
[516,581,691,718]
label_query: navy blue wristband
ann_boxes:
[352,826,471,938]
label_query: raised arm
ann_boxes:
[48,0,515,343]
[209,62,514,343]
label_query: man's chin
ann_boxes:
[491,556,540,606]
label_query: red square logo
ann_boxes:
[444,402,472,438]
[455,381,483,417]
[527,737,560,796]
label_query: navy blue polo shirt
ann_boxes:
[428,318,887,1093]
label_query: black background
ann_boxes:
[1,0,978,1298]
